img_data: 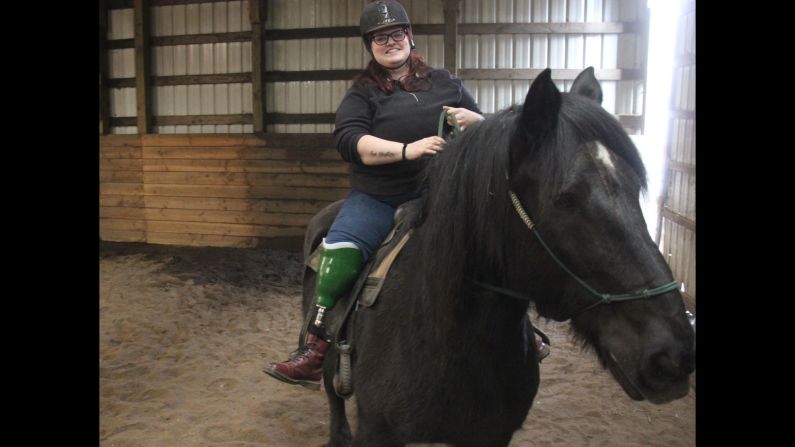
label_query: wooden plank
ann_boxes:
[134,0,152,133]
[140,232,304,250]
[152,0,232,6]
[141,146,339,160]
[263,113,336,124]
[108,73,251,88]
[101,195,334,214]
[265,26,359,40]
[112,114,253,127]
[141,158,348,174]
[140,134,266,146]
[264,70,360,82]
[108,0,133,9]
[100,170,144,183]
[156,114,253,126]
[106,38,135,49]
[100,195,146,208]
[141,172,350,188]
[140,184,349,201]
[100,207,145,220]
[101,133,335,148]
[109,0,232,9]
[100,229,147,243]
[101,158,144,171]
[99,134,143,147]
[100,218,147,232]
[264,24,444,40]
[110,117,138,127]
[457,68,642,81]
[100,183,145,196]
[154,32,252,46]
[457,22,634,35]
[144,232,261,248]
[250,0,266,133]
[443,0,460,75]
[99,0,111,135]
[661,206,696,232]
[257,22,635,41]
[668,160,695,176]
[100,218,306,238]
[154,73,251,86]
[100,146,143,159]
[100,206,315,226]
[150,221,307,238]
[261,133,335,148]
[107,32,253,49]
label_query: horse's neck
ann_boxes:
[407,223,528,345]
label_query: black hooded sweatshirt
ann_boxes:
[333,69,481,196]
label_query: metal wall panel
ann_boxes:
[108,8,134,39]
[659,1,695,306]
[264,0,441,133]
[104,0,644,135]
[150,1,252,134]
[107,7,136,133]
[457,0,641,117]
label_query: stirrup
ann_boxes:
[538,343,550,363]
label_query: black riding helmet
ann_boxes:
[360,0,416,51]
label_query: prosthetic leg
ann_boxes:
[264,240,363,390]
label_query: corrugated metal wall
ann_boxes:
[106,1,254,134]
[263,0,445,133]
[658,0,695,309]
[458,0,643,117]
[151,1,253,134]
[105,0,645,135]
[107,7,137,134]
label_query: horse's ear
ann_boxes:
[519,68,561,141]
[510,69,560,180]
[570,66,603,104]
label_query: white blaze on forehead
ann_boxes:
[593,141,616,173]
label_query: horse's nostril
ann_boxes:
[650,347,695,380]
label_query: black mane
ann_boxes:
[418,93,648,312]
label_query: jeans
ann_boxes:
[325,189,420,262]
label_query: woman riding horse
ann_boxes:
[264,0,548,390]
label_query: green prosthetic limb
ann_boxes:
[313,240,363,328]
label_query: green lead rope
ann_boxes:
[438,108,462,138]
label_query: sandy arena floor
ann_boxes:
[99,242,695,446]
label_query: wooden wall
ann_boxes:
[99,133,349,249]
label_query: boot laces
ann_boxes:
[287,342,317,364]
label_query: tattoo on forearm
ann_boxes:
[370,151,396,158]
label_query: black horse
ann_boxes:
[300,67,695,446]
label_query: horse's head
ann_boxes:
[507,68,695,404]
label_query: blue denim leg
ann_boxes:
[325,189,417,262]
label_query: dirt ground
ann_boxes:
[99,241,695,447]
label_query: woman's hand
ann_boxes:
[405,136,447,160]
[443,106,485,132]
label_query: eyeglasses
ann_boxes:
[371,29,407,46]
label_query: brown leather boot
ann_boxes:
[263,334,330,390]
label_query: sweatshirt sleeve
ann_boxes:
[333,86,372,165]
[457,79,482,115]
